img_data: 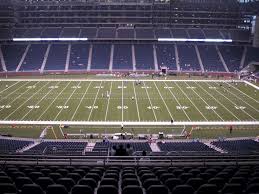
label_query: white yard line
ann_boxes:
[105,82,113,121]
[122,81,124,122]
[37,81,72,121]
[153,81,174,120]
[0,81,20,95]
[174,81,208,121]
[53,81,82,121]
[87,81,103,121]
[0,81,31,104]
[227,82,259,104]
[163,81,191,121]
[221,84,259,113]
[206,82,256,121]
[143,81,157,121]
[20,81,62,120]
[0,81,35,113]
[194,82,240,121]
[4,81,49,120]
[71,81,93,121]
[244,80,259,90]
[184,81,224,121]
[132,82,141,121]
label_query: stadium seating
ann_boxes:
[188,29,205,39]
[113,44,133,70]
[21,44,48,71]
[80,28,97,38]
[45,44,68,71]
[244,47,259,67]
[0,138,33,154]
[154,28,172,38]
[203,29,223,39]
[97,28,116,39]
[0,28,11,40]
[91,44,111,70]
[41,28,62,38]
[211,139,259,154]
[23,28,42,38]
[0,164,258,194]
[135,44,154,70]
[60,28,80,38]
[135,28,155,39]
[69,44,90,70]
[117,28,135,39]
[156,44,177,70]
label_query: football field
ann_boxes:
[0,79,258,126]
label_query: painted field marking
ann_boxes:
[122,81,124,122]
[194,82,240,121]
[143,81,157,121]
[132,82,141,121]
[230,82,259,103]
[71,81,92,121]
[0,81,20,95]
[36,81,72,121]
[163,81,191,121]
[105,82,113,121]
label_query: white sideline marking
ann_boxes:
[0,81,31,104]
[185,81,224,121]
[143,81,157,121]
[206,82,256,121]
[163,81,191,121]
[0,120,258,126]
[122,81,124,122]
[132,82,141,121]
[71,81,92,121]
[87,81,102,121]
[0,81,20,94]
[194,82,240,121]
[221,84,259,113]
[37,82,72,120]
[21,81,62,120]
[0,81,35,113]
[227,82,259,104]
[244,80,259,90]
[53,81,82,121]
[4,81,48,120]
[153,81,174,120]
[174,82,208,121]
[105,82,113,121]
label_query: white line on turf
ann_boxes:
[4,81,49,120]
[174,81,208,121]
[206,82,256,121]
[122,80,124,122]
[184,81,224,121]
[0,81,36,113]
[194,82,240,121]
[221,84,259,113]
[0,81,20,94]
[71,81,92,121]
[244,80,259,90]
[87,81,103,121]
[143,81,157,121]
[36,81,72,121]
[226,82,259,104]
[132,82,141,121]
[105,82,113,121]
[20,81,62,120]
[0,81,31,104]
[163,81,191,121]
[153,81,174,121]
[53,81,82,121]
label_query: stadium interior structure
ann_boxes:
[0,0,259,194]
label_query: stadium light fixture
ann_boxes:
[158,38,232,42]
[13,38,88,41]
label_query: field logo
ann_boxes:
[147,106,160,110]
[176,106,189,110]
[117,106,128,109]
[235,106,246,110]
[56,106,69,109]
[206,106,217,110]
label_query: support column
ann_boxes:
[153,44,159,71]
[132,44,136,71]
[240,46,247,69]
[16,44,31,72]
[0,45,7,71]
[40,44,51,73]
[216,45,229,72]
[195,45,205,72]
[87,44,93,71]
[109,44,114,72]
[174,44,180,72]
[65,44,71,72]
